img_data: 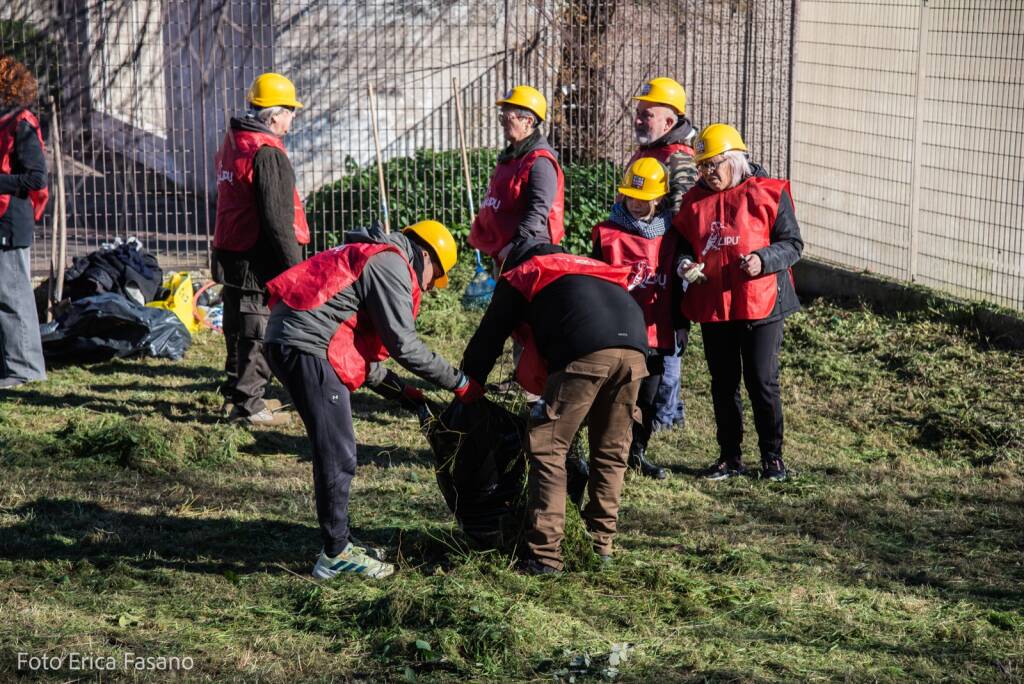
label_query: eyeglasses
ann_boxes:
[697,158,728,175]
[497,111,523,124]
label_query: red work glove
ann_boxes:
[453,376,486,404]
[402,384,425,405]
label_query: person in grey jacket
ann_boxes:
[0,56,48,389]
[263,222,483,580]
[468,85,564,269]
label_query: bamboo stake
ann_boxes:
[46,97,59,322]
[367,83,390,233]
[451,77,476,224]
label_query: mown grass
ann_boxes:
[1,264,1022,682]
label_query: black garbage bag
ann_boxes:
[422,398,527,548]
[40,294,191,363]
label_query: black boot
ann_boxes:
[628,442,667,480]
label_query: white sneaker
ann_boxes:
[312,543,395,580]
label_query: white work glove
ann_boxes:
[677,257,707,284]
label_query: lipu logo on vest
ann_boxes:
[701,220,739,256]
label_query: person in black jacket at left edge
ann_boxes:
[0,56,48,390]
[212,72,309,426]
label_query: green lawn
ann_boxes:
[1,266,1022,682]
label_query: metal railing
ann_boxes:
[2,0,794,278]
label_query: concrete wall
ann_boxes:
[791,1,1024,312]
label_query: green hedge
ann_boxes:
[305,149,622,256]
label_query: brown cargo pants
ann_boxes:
[526,347,648,570]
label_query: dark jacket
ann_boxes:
[633,117,698,215]
[677,163,803,325]
[212,115,303,292]
[496,129,560,263]
[264,227,463,390]
[461,244,648,383]
[0,109,48,248]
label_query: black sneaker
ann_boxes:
[517,559,561,576]
[701,459,747,481]
[761,458,787,481]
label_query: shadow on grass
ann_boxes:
[625,476,1024,613]
[70,357,222,382]
[1,498,324,575]
[0,498,467,576]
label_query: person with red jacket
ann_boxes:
[461,244,649,574]
[263,221,483,579]
[592,158,679,479]
[674,124,803,482]
[469,85,564,268]
[0,56,48,389]
[212,73,310,426]
[628,76,700,436]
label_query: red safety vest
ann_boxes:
[266,242,421,390]
[0,110,49,222]
[212,129,310,251]
[627,141,694,166]
[501,252,635,394]
[469,148,565,259]
[673,177,790,323]
[593,222,677,351]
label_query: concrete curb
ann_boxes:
[793,259,1024,350]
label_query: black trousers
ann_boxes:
[632,353,665,449]
[701,319,785,464]
[220,285,272,415]
[265,342,356,557]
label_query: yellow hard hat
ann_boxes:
[694,123,747,163]
[633,77,687,115]
[247,72,303,109]
[496,85,547,122]
[618,157,669,201]
[404,220,458,289]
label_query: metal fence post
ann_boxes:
[908,0,931,282]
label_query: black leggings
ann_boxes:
[632,353,665,449]
[700,319,785,464]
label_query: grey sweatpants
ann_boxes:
[0,247,46,382]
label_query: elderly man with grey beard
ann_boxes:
[211,72,310,427]
[621,77,700,478]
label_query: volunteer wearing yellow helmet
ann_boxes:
[629,77,700,438]
[673,124,803,482]
[591,158,679,480]
[212,72,309,427]
[263,221,482,580]
[469,85,565,266]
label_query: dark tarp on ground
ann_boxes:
[40,294,191,362]
[422,398,527,547]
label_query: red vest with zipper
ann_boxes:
[627,141,694,166]
[469,148,565,259]
[593,222,677,351]
[673,177,789,323]
[0,110,49,222]
[266,243,421,391]
[501,252,636,395]
[213,129,310,251]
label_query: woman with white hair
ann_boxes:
[673,123,803,482]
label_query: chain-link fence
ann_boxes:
[2,0,794,275]
[791,0,1024,312]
